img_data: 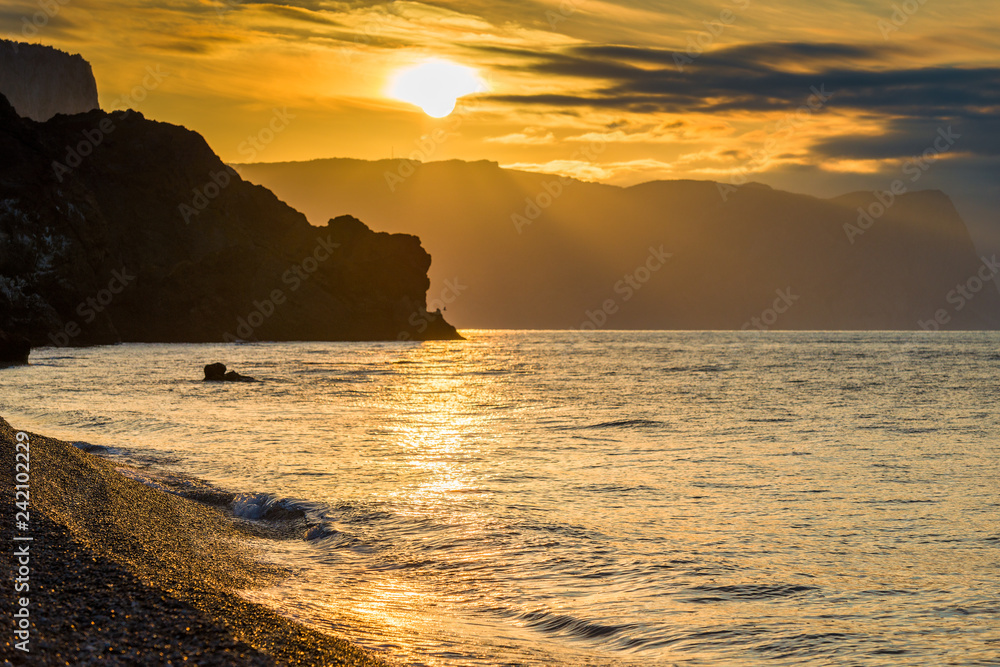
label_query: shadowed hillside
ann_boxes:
[236,158,1000,330]
[0,97,460,345]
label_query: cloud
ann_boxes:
[502,158,681,185]
[256,4,344,26]
[485,127,556,144]
[577,41,895,70]
[479,41,1000,127]
[813,116,1000,160]
[563,120,705,144]
[0,5,81,39]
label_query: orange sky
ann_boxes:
[6,0,1000,249]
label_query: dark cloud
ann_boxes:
[0,8,78,33]
[143,39,219,54]
[813,117,1000,160]
[480,42,1000,148]
[577,41,892,69]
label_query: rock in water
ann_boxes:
[204,363,256,382]
[204,363,227,381]
[0,329,30,367]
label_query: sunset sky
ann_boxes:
[6,0,1000,248]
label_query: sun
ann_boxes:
[389,60,485,118]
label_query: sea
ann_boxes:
[2,331,999,666]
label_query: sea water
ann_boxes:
[1,331,999,666]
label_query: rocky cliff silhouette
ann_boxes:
[0,41,98,121]
[236,158,1000,330]
[0,95,460,345]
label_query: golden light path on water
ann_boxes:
[2,331,999,666]
[239,340,560,665]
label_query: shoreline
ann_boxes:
[0,416,388,666]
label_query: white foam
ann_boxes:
[232,492,278,520]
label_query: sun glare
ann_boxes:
[389,60,485,118]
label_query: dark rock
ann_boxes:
[204,363,227,381]
[0,329,30,366]
[204,363,256,382]
[0,87,460,344]
[0,40,100,121]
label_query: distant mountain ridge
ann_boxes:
[0,94,460,345]
[0,41,98,121]
[234,157,1000,330]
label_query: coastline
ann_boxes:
[0,416,387,666]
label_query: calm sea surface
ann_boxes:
[2,331,999,666]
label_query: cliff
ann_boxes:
[0,41,99,121]
[0,94,460,345]
[235,158,1000,330]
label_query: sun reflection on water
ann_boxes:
[6,332,1000,666]
[370,342,502,507]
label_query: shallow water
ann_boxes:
[2,331,999,666]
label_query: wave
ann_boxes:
[105,458,331,539]
[662,364,729,373]
[73,440,117,454]
[491,607,639,643]
[575,419,667,431]
[681,583,818,602]
[231,492,310,521]
[860,498,936,504]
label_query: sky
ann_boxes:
[5,0,1000,251]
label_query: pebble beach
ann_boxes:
[0,416,387,666]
